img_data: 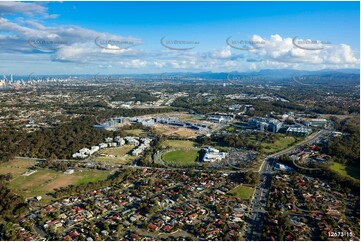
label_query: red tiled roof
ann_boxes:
[163,225,173,231]
[45,205,54,211]
[285,234,293,240]
[63,235,72,241]
[148,223,158,231]
[69,231,79,238]
[130,233,140,240]
[229,230,238,236]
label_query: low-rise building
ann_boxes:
[124,137,139,146]
[99,143,108,149]
[64,169,75,174]
[72,153,88,159]
[202,147,227,163]
[309,118,328,128]
[79,148,91,155]
[105,137,113,143]
[286,127,312,137]
[248,117,282,132]
[303,118,328,128]
[114,136,125,146]
[207,113,234,124]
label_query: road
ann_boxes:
[244,156,273,241]
[15,130,330,240]
[14,156,242,174]
[244,129,327,240]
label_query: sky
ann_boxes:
[0,1,359,75]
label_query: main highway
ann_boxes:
[244,129,329,240]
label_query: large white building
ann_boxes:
[79,148,91,155]
[307,118,328,128]
[202,147,227,163]
[72,153,88,159]
[131,138,152,156]
[124,136,140,146]
[72,136,150,159]
[248,117,282,133]
[207,113,234,124]
[114,136,125,146]
[286,127,312,137]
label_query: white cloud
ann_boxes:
[0,15,144,64]
[211,46,232,59]
[249,34,359,67]
[0,2,58,18]
[0,2,358,74]
[117,59,148,68]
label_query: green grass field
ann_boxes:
[74,171,111,185]
[162,140,197,149]
[93,156,134,164]
[227,185,255,200]
[93,145,136,164]
[0,159,34,176]
[177,113,205,123]
[226,126,236,132]
[329,162,359,180]
[174,129,198,137]
[124,129,145,136]
[1,159,112,198]
[261,135,302,154]
[100,145,134,156]
[162,149,199,167]
[8,169,112,198]
[179,114,196,122]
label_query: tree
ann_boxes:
[148,204,161,216]
[244,171,260,185]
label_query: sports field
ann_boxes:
[0,159,112,199]
[161,149,199,167]
[93,145,136,164]
[8,169,111,198]
[227,185,255,200]
[0,159,34,176]
[329,162,359,180]
[162,140,197,149]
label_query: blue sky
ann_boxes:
[0,1,359,75]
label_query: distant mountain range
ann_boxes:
[7,68,360,81]
[146,69,360,79]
